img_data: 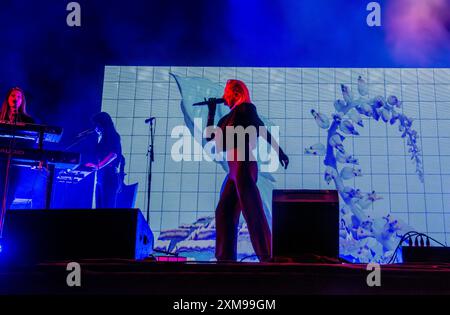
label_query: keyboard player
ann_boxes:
[85,112,123,209]
[0,87,45,209]
[0,87,35,124]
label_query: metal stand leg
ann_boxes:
[146,120,155,223]
[0,155,12,238]
[45,164,55,209]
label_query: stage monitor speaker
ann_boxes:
[272,189,339,260]
[1,208,153,263]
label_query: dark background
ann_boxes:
[1,0,449,207]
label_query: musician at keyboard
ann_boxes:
[85,112,123,209]
[0,87,45,209]
[0,87,35,124]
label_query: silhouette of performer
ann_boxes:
[85,112,122,208]
[206,80,289,262]
[0,87,40,210]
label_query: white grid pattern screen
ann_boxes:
[101,67,450,247]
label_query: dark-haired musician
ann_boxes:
[85,112,123,209]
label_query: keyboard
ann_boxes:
[0,121,63,144]
[0,147,80,169]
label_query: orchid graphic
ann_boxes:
[306,76,424,263]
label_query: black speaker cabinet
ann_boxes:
[272,190,339,260]
[1,208,153,263]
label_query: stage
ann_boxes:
[1,259,449,295]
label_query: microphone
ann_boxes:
[76,128,95,138]
[10,109,18,124]
[145,117,156,124]
[193,98,225,106]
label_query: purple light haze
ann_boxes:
[386,0,450,64]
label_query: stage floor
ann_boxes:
[1,259,450,295]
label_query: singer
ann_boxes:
[0,87,34,124]
[0,87,41,210]
[206,79,289,262]
[85,112,123,208]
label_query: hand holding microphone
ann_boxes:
[193,98,224,118]
[192,97,225,106]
